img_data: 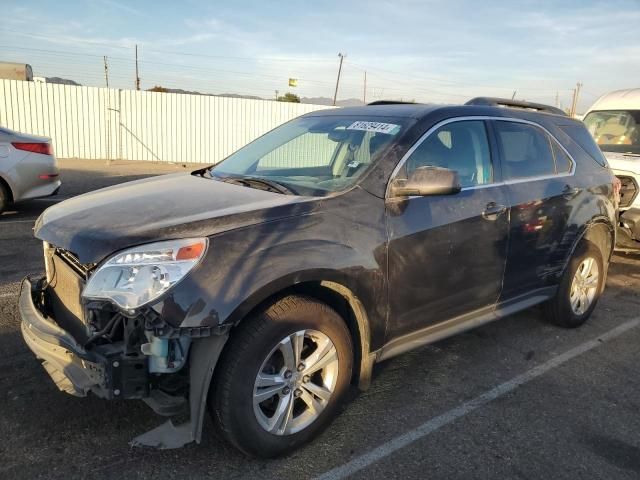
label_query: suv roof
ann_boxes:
[305,99,574,123]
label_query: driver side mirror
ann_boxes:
[389,166,462,197]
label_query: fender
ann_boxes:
[131,276,378,449]
[562,215,615,290]
[0,172,15,202]
[222,271,379,389]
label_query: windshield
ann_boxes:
[583,110,640,155]
[210,115,410,196]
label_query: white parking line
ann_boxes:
[315,318,640,480]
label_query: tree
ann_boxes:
[277,92,300,103]
[148,85,168,93]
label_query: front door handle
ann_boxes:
[482,202,507,221]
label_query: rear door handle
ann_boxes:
[482,202,507,221]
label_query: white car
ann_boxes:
[0,127,61,213]
[583,89,640,250]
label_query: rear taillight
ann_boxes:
[11,142,53,155]
[613,176,622,206]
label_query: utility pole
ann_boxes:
[275,90,279,101]
[511,90,517,100]
[333,53,345,106]
[555,91,559,108]
[570,82,582,117]
[363,71,367,104]
[135,44,140,91]
[103,56,109,88]
[574,82,583,116]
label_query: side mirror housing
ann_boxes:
[390,166,462,197]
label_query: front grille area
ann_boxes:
[618,175,639,208]
[45,246,90,342]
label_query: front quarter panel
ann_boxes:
[152,188,389,350]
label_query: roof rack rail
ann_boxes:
[465,97,566,116]
[367,100,417,106]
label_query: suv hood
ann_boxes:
[604,151,640,175]
[35,172,319,263]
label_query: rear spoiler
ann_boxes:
[465,97,566,116]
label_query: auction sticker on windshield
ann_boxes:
[347,121,401,135]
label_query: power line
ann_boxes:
[0,42,591,105]
[0,36,337,64]
[350,61,575,93]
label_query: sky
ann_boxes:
[1,0,639,111]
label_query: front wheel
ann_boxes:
[543,241,605,328]
[209,295,353,457]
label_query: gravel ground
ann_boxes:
[1,159,639,479]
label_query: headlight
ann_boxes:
[82,238,208,310]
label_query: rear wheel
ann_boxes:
[209,295,353,458]
[544,242,604,328]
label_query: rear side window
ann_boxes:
[559,124,609,167]
[552,141,573,174]
[494,121,555,179]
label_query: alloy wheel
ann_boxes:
[253,329,339,436]
[569,257,599,315]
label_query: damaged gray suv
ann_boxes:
[20,99,618,457]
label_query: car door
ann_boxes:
[385,119,510,340]
[492,119,576,300]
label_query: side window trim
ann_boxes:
[386,116,578,198]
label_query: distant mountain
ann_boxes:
[218,93,264,100]
[146,87,264,101]
[301,97,365,107]
[46,77,82,86]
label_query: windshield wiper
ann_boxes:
[216,175,296,195]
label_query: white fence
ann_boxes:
[0,79,332,164]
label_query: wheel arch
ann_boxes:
[565,217,615,292]
[0,173,14,203]
[224,277,376,390]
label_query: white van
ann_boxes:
[583,89,640,250]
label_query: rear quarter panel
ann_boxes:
[548,121,617,270]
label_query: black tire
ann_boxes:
[0,182,8,214]
[209,295,353,458]
[543,241,605,328]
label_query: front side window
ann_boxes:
[583,110,640,155]
[211,116,410,196]
[494,121,555,180]
[404,120,493,188]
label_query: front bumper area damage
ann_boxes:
[20,276,229,449]
[20,277,109,397]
